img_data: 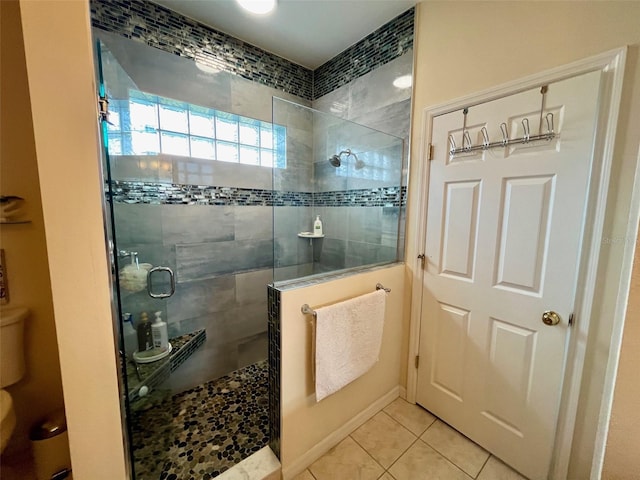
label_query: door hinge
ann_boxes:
[569,313,575,326]
[415,355,420,369]
[98,94,109,122]
[417,254,426,269]
[427,143,434,161]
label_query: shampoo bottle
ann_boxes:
[151,311,169,351]
[313,215,323,236]
[136,312,153,352]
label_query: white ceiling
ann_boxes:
[152,0,416,69]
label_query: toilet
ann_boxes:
[0,306,28,453]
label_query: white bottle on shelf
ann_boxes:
[313,215,323,236]
[151,311,169,351]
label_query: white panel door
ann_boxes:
[416,71,602,480]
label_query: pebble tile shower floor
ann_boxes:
[130,360,269,480]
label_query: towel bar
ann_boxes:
[301,283,390,317]
[301,303,317,318]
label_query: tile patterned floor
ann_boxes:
[294,398,528,480]
[130,360,269,480]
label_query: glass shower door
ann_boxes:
[96,32,274,479]
[97,39,177,479]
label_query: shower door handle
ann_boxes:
[147,266,176,298]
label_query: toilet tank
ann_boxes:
[0,306,28,388]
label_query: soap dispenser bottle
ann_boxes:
[136,312,153,352]
[151,311,169,351]
[313,215,323,236]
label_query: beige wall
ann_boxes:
[280,264,404,478]
[603,236,640,479]
[409,2,640,478]
[10,0,640,478]
[0,0,65,464]
[19,1,127,478]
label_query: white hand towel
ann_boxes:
[315,289,386,402]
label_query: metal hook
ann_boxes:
[545,112,554,136]
[500,123,509,146]
[522,118,530,143]
[449,134,457,155]
[538,85,549,134]
[481,127,490,148]
[463,131,472,151]
[460,107,470,152]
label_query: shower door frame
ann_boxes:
[94,39,137,480]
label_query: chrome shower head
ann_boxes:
[329,149,366,169]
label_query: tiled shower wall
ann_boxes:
[313,7,415,98]
[115,202,274,390]
[312,50,414,269]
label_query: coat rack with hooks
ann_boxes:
[448,85,558,157]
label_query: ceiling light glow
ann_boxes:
[393,74,412,89]
[236,0,276,15]
[195,61,220,74]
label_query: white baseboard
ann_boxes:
[282,386,400,480]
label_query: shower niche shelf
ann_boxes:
[297,232,324,239]
[298,232,325,246]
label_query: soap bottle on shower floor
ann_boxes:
[314,215,323,236]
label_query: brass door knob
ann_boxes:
[542,311,561,326]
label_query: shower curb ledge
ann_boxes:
[216,445,281,480]
[274,261,404,291]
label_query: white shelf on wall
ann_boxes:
[297,232,325,239]
[298,232,325,246]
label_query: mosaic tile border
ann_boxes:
[314,186,406,207]
[313,7,415,99]
[110,181,407,207]
[90,0,313,100]
[267,285,281,459]
[110,181,311,206]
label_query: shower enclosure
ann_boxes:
[96,33,276,479]
[272,98,404,283]
[95,28,404,479]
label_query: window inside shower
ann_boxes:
[107,90,287,168]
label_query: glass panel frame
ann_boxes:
[272,97,404,284]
